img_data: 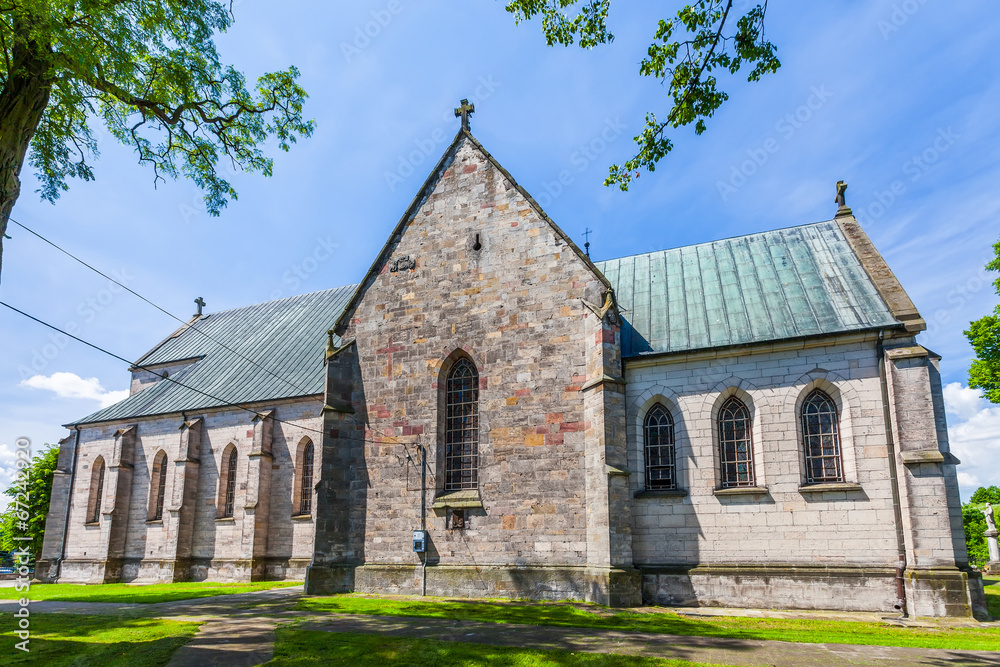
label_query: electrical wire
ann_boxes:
[1,299,421,452]
[7,216,316,398]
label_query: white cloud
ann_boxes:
[944,382,1000,501]
[20,372,128,409]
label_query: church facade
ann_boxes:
[38,125,988,619]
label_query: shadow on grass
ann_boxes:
[1,613,199,667]
[0,581,301,604]
[294,596,1000,651]
[270,628,728,667]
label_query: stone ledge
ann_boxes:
[432,490,483,510]
[900,450,945,464]
[639,563,898,577]
[798,482,864,494]
[713,486,768,497]
[635,488,688,498]
[291,514,313,521]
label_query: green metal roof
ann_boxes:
[71,285,356,425]
[595,221,899,358]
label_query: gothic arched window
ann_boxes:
[148,450,168,520]
[444,358,479,491]
[87,456,106,524]
[644,404,676,490]
[801,389,843,484]
[299,441,314,515]
[718,397,755,488]
[218,445,239,518]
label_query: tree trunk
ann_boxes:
[0,29,54,284]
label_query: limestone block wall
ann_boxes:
[625,334,899,571]
[55,398,321,583]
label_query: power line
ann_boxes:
[1,299,420,452]
[6,216,316,398]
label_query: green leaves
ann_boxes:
[0,444,59,559]
[962,486,1000,569]
[966,237,1000,403]
[505,1,780,190]
[0,1,313,216]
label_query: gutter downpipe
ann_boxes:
[56,426,82,580]
[421,444,427,597]
[877,330,908,616]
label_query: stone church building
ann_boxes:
[38,119,987,619]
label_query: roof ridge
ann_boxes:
[594,219,838,265]
[197,283,360,319]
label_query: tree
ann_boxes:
[966,236,1000,402]
[0,444,59,560]
[963,486,1000,570]
[0,1,313,282]
[505,1,780,190]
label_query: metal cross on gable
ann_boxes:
[194,297,206,317]
[454,99,475,131]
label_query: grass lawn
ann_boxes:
[985,578,999,619]
[295,595,1000,651]
[0,580,301,604]
[1,613,199,666]
[268,627,737,666]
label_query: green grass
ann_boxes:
[0,580,301,604]
[268,628,737,666]
[985,578,999,619]
[1,613,199,666]
[295,595,1000,651]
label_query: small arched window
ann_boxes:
[718,397,755,488]
[444,357,479,491]
[87,456,106,524]
[148,450,168,521]
[801,389,843,483]
[644,404,676,490]
[219,445,239,518]
[299,441,314,515]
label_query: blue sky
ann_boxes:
[1,1,998,506]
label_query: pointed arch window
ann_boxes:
[801,389,843,483]
[298,441,314,515]
[87,456,106,524]
[644,404,676,490]
[218,445,239,519]
[719,397,755,488]
[444,358,479,491]
[148,450,168,521]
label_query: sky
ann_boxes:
[0,1,998,509]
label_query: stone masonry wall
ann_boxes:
[626,336,899,570]
[57,397,321,583]
[315,135,623,600]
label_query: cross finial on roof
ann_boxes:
[835,181,852,217]
[583,228,593,258]
[194,297,206,317]
[454,99,475,131]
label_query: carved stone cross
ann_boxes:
[377,336,405,381]
[454,99,475,131]
[194,297,206,317]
